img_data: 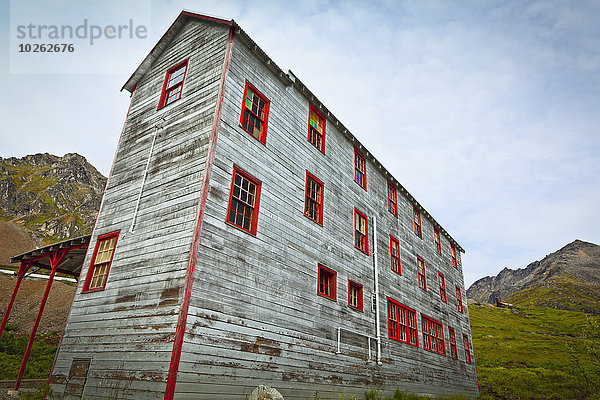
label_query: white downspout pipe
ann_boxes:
[373,216,382,364]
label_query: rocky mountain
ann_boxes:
[0,153,106,264]
[467,240,600,313]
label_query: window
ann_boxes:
[413,206,422,238]
[354,149,367,190]
[417,256,427,290]
[422,315,446,355]
[348,280,363,311]
[463,334,472,364]
[456,285,464,313]
[83,231,119,292]
[304,172,324,225]
[434,227,442,255]
[451,243,458,269]
[387,181,398,217]
[387,298,418,346]
[240,81,270,144]
[308,105,326,153]
[438,272,447,303]
[354,208,369,255]
[226,166,262,235]
[158,59,189,109]
[448,327,458,359]
[317,264,336,300]
[389,235,401,274]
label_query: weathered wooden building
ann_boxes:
[49,11,478,399]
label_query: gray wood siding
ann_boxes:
[51,19,230,399]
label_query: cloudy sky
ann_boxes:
[1,0,599,287]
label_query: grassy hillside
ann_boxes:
[469,303,600,400]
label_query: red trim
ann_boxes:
[463,333,472,364]
[348,280,363,311]
[308,104,326,153]
[413,206,422,238]
[353,148,367,190]
[448,327,458,359]
[225,165,262,235]
[387,297,419,347]
[451,242,458,269]
[438,272,447,303]
[456,285,464,313]
[157,58,190,110]
[180,11,233,26]
[387,181,398,217]
[82,231,120,292]
[434,227,442,255]
[417,256,427,291]
[0,262,28,340]
[239,80,270,144]
[304,171,324,225]
[389,234,401,274]
[421,314,446,356]
[353,207,369,255]
[164,26,235,400]
[317,264,337,301]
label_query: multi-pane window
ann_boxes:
[354,208,369,254]
[308,105,326,153]
[463,334,472,364]
[240,81,270,144]
[448,327,458,359]
[84,232,119,292]
[413,206,422,238]
[390,235,401,274]
[456,285,464,313]
[417,256,427,290]
[438,272,447,303]
[451,243,458,269]
[354,149,367,190]
[304,172,324,224]
[387,181,398,217]
[387,298,418,346]
[348,280,363,311]
[317,264,336,300]
[158,59,189,109]
[422,315,446,355]
[434,227,442,255]
[226,167,262,235]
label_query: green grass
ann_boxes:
[0,330,59,380]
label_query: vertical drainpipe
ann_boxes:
[373,216,382,364]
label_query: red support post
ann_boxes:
[0,262,29,340]
[14,250,67,391]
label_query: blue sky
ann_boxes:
[1,0,599,287]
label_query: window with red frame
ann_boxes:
[417,256,427,290]
[448,327,458,359]
[308,105,326,153]
[422,315,446,355]
[456,285,464,313]
[387,298,418,346]
[463,334,472,364]
[240,81,270,144]
[438,272,447,303]
[317,264,336,300]
[354,149,367,190]
[304,172,324,224]
[413,206,422,238]
[158,59,188,109]
[434,227,442,255]
[387,182,398,217]
[226,167,262,235]
[348,280,363,311]
[390,235,401,274]
[83,231,119,292]
[451,242,458,269]
[354,208,369,254]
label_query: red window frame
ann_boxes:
[438,272,447,303]
[387,181,398,217]
[157,59,189,109]
[451,242,458,269]
[308,105,326,153]
[239,81,270,144]
[226,166,262,235]
[413,206,422,238]
[354,149,367,190]
[83,231,119,292]
[387,298,419,346]
[434,227,442,255]
[348,280,363,311]
[389,235,401,274]
[304,171,324,225]
[448,327,458,359]
[317,264,336,300]
[463,334,472,364]
[417,256,427,291]
[456,285,464,313]
[354,208,369,255]
[421,315,446,355]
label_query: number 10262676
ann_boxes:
[18,43,74,52]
